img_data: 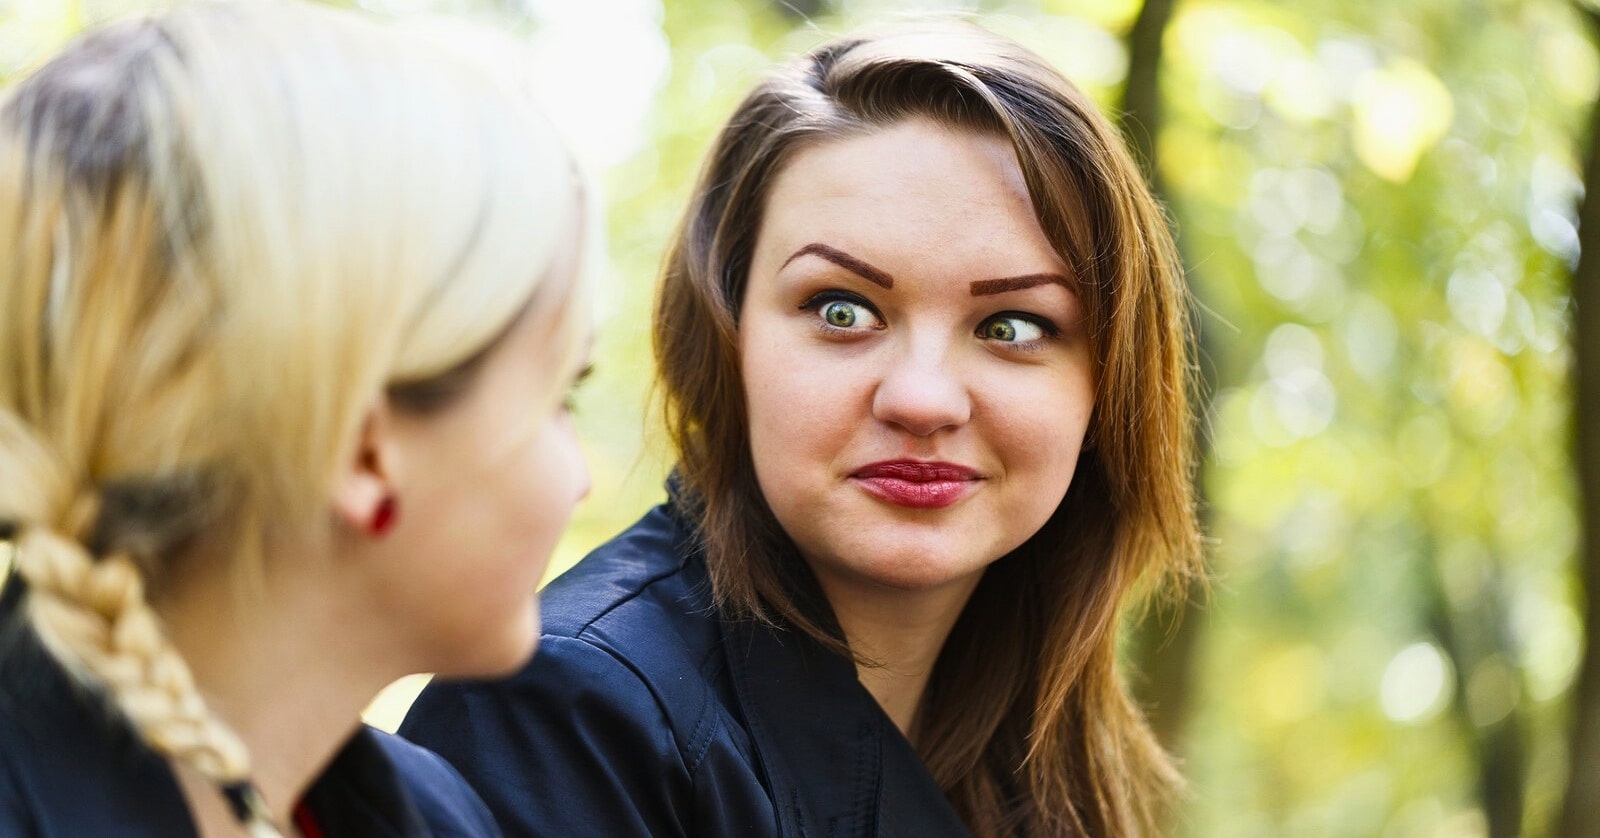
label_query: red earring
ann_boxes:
[371,496,398,537]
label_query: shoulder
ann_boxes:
[404,632,685,760]
[400,634,702,834]
[399,506,774,835]
[525,505,726,722]
[403,501,722,765]
[399,505,709,746]
[368,729,499,837]
[0,700,192,838]
[536,503,704,639]
[0,697,40,836]
[0,612,195,837]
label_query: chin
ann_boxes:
[435,610,541,679]
[849,551,990,593]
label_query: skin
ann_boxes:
[159,240,589,834]
[739,118,1095,734]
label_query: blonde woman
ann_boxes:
[0,2,590,835]
[405,20,1201,838]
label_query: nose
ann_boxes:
[561,411,592,503]
[871,338,971,436]
[575,457,592,503]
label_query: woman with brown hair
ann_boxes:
[403,19,1202,837]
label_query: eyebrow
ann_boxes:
[969,274,1073,296]
[780,242,1071,296]
[780,243,894,289]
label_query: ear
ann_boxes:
[333,403,400,536]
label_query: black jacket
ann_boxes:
[0,573,500,837]
[399,500,970,837]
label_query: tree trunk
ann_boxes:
[1119,0,1210,759]
[1558,8,1600,835]
[1420,537,1526,838]
[1122,0,1174,186]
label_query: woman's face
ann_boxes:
[380,267,590,678]
[739,118,1094,602]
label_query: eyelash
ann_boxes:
[983,311,1062,341]
[798,290,882,330]
[797,291,1062,346]
[562,364,595,412]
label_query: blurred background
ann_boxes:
[4,0,1597,834]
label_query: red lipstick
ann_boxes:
[850,460,980,509]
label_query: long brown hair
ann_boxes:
[653,21,1202,837]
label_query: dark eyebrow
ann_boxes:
[779,243,894,289]
[969,274,1073,296]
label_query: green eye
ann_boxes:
[978,316,1045,342]
[823,301,860,328]
[801,293,883,332]
[982,320,1017,341]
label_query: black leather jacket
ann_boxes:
[401,498,970,837]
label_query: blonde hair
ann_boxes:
[655,22,1201,836]
[0,1,583,831]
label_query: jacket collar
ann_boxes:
[717,597,969,837]
[300,729,439,837]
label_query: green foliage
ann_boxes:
[4,0,1591,833]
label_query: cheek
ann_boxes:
[443,414,583,561]
[1000,368,1095,481]
[521,419,586,523]
[743,341,862,470]
[744,371,802,490]
[742,336,844,515]
[742,333,799,453]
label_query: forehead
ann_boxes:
[768,118,1030,218]
[754,118,1068,278]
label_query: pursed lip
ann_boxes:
[849,460,981,509]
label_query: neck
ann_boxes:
[157,551,402,834]
[815,572,983,742]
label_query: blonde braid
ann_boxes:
[21,532,249,776]
[0,414,279,836]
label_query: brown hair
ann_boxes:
[654,22,1202,836]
